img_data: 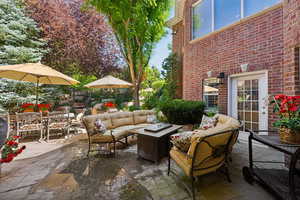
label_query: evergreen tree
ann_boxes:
[0,0,46,64]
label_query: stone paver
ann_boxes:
[0,136,283,200]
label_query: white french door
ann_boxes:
[229,72,268,133]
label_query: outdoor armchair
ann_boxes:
[168,114,241,200]
[16,112,43,141]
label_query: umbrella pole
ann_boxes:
[35,78,39,112]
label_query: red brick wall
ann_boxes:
[283,0,300,95]
[177,1,284,128]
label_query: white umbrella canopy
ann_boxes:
[0,63,79,85]
[0,63,79,107]
[85,75,133,89]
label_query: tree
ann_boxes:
[0,0,48,112]
[161,53,180,100]
[141,66,162,89]
[25,0,122,77]
[87,0,171,106]
[0,0,47,64]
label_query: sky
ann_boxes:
[149,31,172,71]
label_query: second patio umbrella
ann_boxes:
[85,75,133,89]
[0,63,79,107]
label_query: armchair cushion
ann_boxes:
[170,148,192,176]
[170,131,194,152]
[199,115,218,130]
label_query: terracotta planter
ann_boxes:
[279,127,300,144]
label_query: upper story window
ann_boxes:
[192,0,281,40]
[192,0,212,40]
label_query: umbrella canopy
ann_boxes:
[0,63,79,85]
[0,63,79,107]
[85,75,133,89]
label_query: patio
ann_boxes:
[0,134,278,200]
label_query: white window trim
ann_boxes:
[191,0,282,40]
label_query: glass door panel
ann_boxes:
[237,79,259,131]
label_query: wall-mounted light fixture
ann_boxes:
[240,63,249,72]
[207,71,212,77]
[172,30,177,35]
[216,72,225,85]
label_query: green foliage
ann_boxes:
[128,105,141,112]
[159,99,206,125]
[71,73,97,91]
[0,0,47,64]
[142,66,161,89]
[161,53,181,99]
[87,0,171,105]
[274,118,300,130]
[152,80,165,90]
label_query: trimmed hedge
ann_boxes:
[159,99,205,125]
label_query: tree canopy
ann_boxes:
[87,0,171,105]
[25,0,122,76]
[0,0,47,64]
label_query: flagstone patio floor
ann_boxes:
[0,135,282,200]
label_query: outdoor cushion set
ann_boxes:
[83,110,156,156]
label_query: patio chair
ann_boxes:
[168,114,241,200]
[82,117,118,157]
[46,111,70,141]
[16,112,43,141]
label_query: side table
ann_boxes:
[243,129,300,200]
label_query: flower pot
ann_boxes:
[279,127,300,144]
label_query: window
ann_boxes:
[191,0,281,40]
[192,0,212,40]
[215,0,241,30]
[244,0,281,17]
[203,78,219,112]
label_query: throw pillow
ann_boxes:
[199,115,218,130]
[170,131,194,152]
[147,115,157,124]
[94,119,106,134]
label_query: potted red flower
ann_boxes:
[271,95,300,144]
[0,136,26,164]
[38,104,51,115]
[104,102,115,108]
[21,103,35,112]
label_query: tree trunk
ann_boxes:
[133,84,140,107]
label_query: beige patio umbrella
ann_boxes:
[0,63,79,106]
[85,75,133,89]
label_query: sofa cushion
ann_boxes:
[110,112,134,128]
[133,110,155,124]
[83,114,113,135]
[94,119,106,135]
[170,131,194,152]
[90,134,114,143]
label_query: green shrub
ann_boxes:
[128,105,141,112]
[159,99,205,125]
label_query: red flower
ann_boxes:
[289,106,298,112]
[13,136,20,139]
[275,94,286,100]
[104,102,115,108]
[6,140,18,146]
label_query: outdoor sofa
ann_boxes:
[83,110,155,156]
[168,114,241,199]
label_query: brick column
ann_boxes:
[283,0,300,95]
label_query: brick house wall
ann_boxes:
[283,0,300,96]
[177,1,284,128]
